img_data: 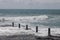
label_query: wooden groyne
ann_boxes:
[18,24,20,28]
[11,22,55,37]
[26,25,28,30]
[36,26,38,33]
[12,22,14,27]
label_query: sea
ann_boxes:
[0,9,60,28]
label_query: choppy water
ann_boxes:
[0,9,60,28]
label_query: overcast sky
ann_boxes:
[0,0,60,9]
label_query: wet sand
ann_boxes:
[0,34,36,40]
[0,34,60,40]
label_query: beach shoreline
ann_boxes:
[0,25,60,40]
[0,24,60,40]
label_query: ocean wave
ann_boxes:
[0,15,48,22]
[0,15,60,27]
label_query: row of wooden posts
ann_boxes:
[12,22,51,36]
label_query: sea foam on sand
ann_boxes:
[0,26,60,37]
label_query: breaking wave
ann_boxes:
[0,15,48,22]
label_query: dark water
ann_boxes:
[0,9,60,28]
[0,9,60,16]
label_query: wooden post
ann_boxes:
[36,26,38,32]
[19,24,20,28]
[26,25,28,30]
[12,22,14,27]
[48,28,51,36]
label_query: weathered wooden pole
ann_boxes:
[48,28,51,36]
[12,22,14,27]
[36,26,38,33]
[19,24,20,28]
[26,25,28,30]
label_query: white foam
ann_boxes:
[0,15,60,36]
[0,26,60,37]
[0,15,48,22]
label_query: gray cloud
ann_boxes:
[0,0,60,9]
